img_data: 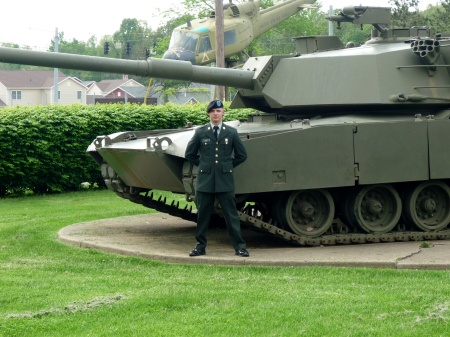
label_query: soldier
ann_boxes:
[185,99,249,257]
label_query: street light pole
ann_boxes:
[214,0,225,101]
[53,27,59,104]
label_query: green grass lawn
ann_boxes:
[1,190,450,337]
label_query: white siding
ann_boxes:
[0,83,9,105]
[16,89,51,106]
[54,79,86,104]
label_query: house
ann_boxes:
[0,70,213,107]
[86,78,150,104]
[81,80,96,89]
[152,83,213,105]
[90,78,212,106]
[170,83,212,105]
[0,70,87,107]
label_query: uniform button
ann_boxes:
[215,160,218,164]
[215,148,218,151]
[215,154,218,157]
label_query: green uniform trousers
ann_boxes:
[194,190,246,251]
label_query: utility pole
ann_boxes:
[328,6,334,36]
[53,27,59,104]
[214,0,225,101]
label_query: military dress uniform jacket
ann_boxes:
[185,123,247,193]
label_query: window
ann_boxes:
[179,32,199,52]
[224,30,237,46]
[199,35,212,53]
[77,91,82,100]
[12,91,22,100]
[169,30,183,49]
[58,91,61,100]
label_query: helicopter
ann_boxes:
[162,0,316,66]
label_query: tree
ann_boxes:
[112,18,148,60]
[253,8,328,56]
[421,0,450,34]
[179,0,218,17]
[389,0,422,28]
[48,32,110,81]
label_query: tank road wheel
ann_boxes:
[350,184,402,234]
[339,192,358,231]
[272,193,289,229]
[283,189,335,237]
[403,181,450,231]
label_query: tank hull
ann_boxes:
[89,111,450,194]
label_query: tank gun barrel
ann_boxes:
[0,47,255,90]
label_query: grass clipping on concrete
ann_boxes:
[1,190,450,337]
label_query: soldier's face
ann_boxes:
[208,108,225,125]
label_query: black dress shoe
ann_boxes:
[189,248,206,257]
[235,248,249,257]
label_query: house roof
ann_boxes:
[121,86,147,98]
[0,70,67,88]
[81,80,96,88]
[96,79,132,93]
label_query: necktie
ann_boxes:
[213,126,219,140]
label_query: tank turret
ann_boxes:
[2,5,450,247]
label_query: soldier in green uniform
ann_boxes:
[185,100,249,257]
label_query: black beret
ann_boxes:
[206,100,224,113]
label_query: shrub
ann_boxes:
[0,103,251,197]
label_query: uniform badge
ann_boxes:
[225,138,229,144]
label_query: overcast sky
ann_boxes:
[0,0,440,50]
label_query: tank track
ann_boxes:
[119,190,198,223]
[238,210,450,246]
[115,188,450,247]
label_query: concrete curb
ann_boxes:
[58,213,450,270]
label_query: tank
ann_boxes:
[1,5,450,246]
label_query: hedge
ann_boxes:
[0,103,252,197]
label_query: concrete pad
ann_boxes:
[58,213,450,270]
